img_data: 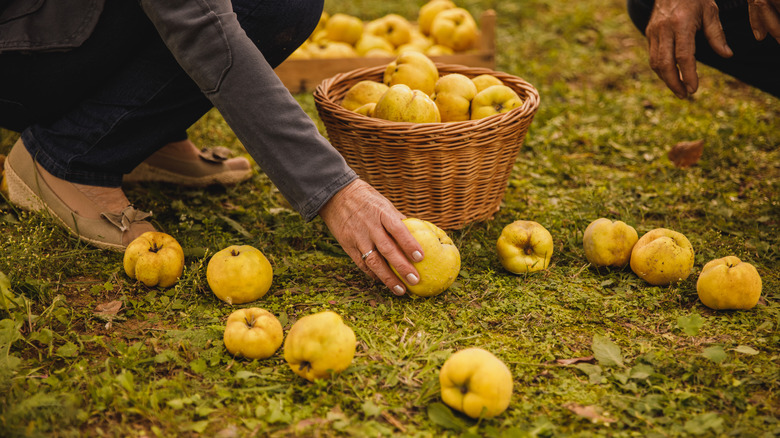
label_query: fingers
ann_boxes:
[346,240,402,294]
[381,210,424,267]
[319,179,422,296]
[701,2,733,58]
[649,25,690,98]
[359,208,422,296]
[749,0,780,42]
[370,211,423,295]
[748,1,768,40]
[674,30,699,96]
[361,245,410,296]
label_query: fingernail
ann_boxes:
[412,251,423,262]
[686,84,695,94]
[393,285,405,295]
[406,273,419,285]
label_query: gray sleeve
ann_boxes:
[139,0,357,221]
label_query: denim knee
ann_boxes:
[234,0,324,68]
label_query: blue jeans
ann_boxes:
[0,0,323,187]
[627,0,780,98]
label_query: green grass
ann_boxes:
[1,0,778,436]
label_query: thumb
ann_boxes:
[702,6,733,57]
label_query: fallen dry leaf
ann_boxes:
[381,410,407,433]
[563,402,617,425]
[94,300,123,316]
[556,355,595,365]
[94,300,123,330]
[668,139,704,168]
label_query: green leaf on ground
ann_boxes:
[684,412,724,435]
[55,342,80,358]
[575,363,605,384]
[592,334,624,367]
[702,346,727,364]
[361,400,383,418]
[732,345,759,355]
[427,402,468,431]
[677,313,704,336]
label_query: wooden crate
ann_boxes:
[274,9,496,94]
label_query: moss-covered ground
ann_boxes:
[1,0,778,436]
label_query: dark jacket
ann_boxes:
[0,0,357,221]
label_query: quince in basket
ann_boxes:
[374,84,441,123]
[471,84,523,120]
[432,72,477,122]
[471,73,504,92]
[354,102,377,117]
[384,51,439,96]
[341,53,519,124]
[341,80,389,111]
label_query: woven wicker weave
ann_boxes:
[313,63,540,230]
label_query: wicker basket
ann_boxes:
[313,63,540,230]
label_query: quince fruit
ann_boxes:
[430,7,479,52]
[497,220,553,274]
[470,84,523,120]
[432,73,478,122]
[630,228,695,286]
[383,51,439,96]
[440,348,513,418]
[697,256,762,310]
[341,80,389,111]
[374,84,441,123]
[223,307,283,359]
[392,218,460,297]
[207,245,273,304]
[123,231,185,288]
[283,311,356,381]
[582,218,639,268]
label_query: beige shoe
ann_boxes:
[124,145,252,187]
[4,139,156,251]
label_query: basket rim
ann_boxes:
[313,62,541,133]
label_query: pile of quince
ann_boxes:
[291,0,480,60]
[341,51,523,123]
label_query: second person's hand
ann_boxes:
[645,0,733,98]
[747,0,780,42]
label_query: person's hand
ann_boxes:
[748,0,780,42]
[645,0,733,98]
[318,179,424,296]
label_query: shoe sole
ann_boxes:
[5,151,127,252]
[123,162,252,187]
[5,154,46,212]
